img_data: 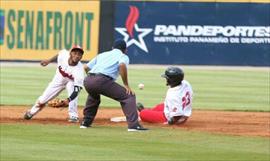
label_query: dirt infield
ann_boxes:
[1,106,269,137]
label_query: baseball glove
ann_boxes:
[47,98,68,108]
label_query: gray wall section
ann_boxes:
[98,1,115,53]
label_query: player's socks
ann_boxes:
[30,106,40,115]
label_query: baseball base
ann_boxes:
[110,116,141,122]
[110,116,126,122]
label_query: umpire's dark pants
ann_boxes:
[83,74,139,128]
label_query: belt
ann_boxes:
[88,73,113,80]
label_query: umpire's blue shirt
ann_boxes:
[86,49,129,80]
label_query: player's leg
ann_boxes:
[152,103,165,111]
[134,103,165,123]
[139,109,167,123]
[99,77,143,130]
[81,75,101,128]
[81,93,101,128]
[66,81,79,122]
[136,102,164,112]
[24,81,65,119]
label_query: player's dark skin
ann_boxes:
[69,50,83,66]
[117,48,134,95]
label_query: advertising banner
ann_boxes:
[114,1,270,66]
[0,0,100,61]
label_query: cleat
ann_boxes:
[80,119,91,128]
[23,111,33,120]
[68,116,79,123]
[79,125,90,129]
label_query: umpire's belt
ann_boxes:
[88,73,113,80]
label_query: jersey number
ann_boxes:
[182,91,191,110]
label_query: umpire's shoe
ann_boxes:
[23,111,33,120]
[80,119,91,129]
[136,102,144,112]
[128,124,149,132]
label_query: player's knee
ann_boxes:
[139,111,146,121]
[37,101,46,108]
[127,93,136,99]
[139,110,152,122]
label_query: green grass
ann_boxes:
[0,65,269,111]
[0,65,269,161]
[1,124,269,161]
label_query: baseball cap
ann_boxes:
[71,45,84,54]
[113,39,127,51]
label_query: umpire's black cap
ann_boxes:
[113,39,127,51]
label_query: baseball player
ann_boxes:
[80,39,148,131]
[23,45,85,123]
[137,67,193,125]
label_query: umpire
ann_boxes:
[81,39,148,131]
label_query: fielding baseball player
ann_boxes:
[137,67,193,125]
[23,45,85,123]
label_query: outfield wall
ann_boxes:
[114,1,270,66]
[0,0,100,61]
[0,0,269,66]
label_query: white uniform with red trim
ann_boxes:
[30,49,84,118]
[164,80,193,121]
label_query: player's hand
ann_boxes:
[124,85,135,95]
[168,117,174,125]
[40,60,50,66]
[168,116,188,125]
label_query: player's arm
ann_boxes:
[163,103,169,119]
[119,63,134,95]
[163,96,181,124]
[84,57,97,74]
[41,54,58,66]
[167,108,183,124]
[62,67,84,104]
[167,102,187,125]
[84,64,90,74]
[67,86,82,102]
[61,86,82,106]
